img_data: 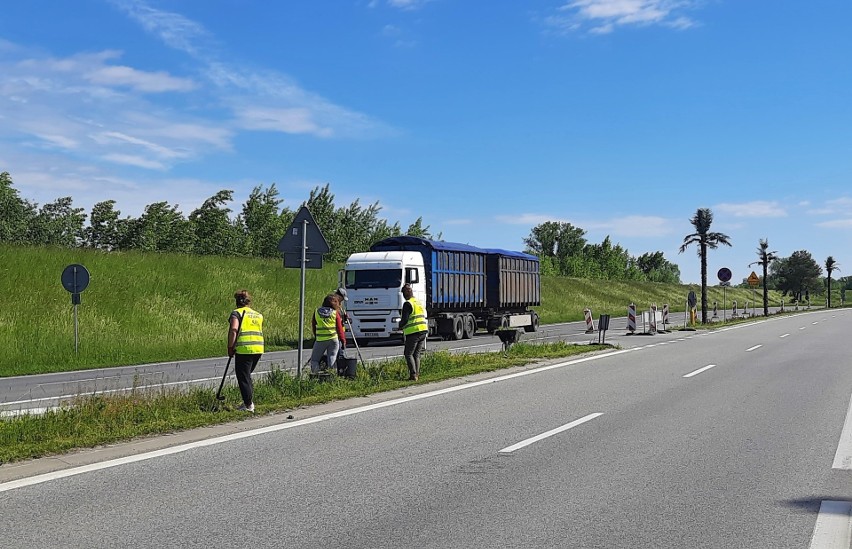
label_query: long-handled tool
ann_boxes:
[215,356,232,401]
[216,311,245,402]
[344,315,366,367]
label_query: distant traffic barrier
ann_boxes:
[627,303,636,333]
[662,304,670,331]
[649,304,658,333]
[584,308,595,334]
[780,299,784,313]
[712,301,718,319]
[732,300,738,318]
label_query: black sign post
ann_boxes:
[717,268,732,322]
[278,206,330,378]
[597,314,610,345]
[61,264,90,354]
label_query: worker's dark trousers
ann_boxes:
[235,353,261,406]
[403,331,427,379]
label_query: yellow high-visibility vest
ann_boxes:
[403,297,428,335]
[234,307,264,354]
[314,309,338,342]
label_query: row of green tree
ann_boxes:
[677,207,844,324]
[0,172,435,262]
[523,221,682,284]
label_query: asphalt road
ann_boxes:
[0,305,795,413]
[1,308,850,548]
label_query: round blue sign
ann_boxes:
[717,267,732,283]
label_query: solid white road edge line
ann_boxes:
[0,348,632,493]
[808,500,852,549]
[498,413,603,454]
[746,345,763,352]
[683,364,716,378]
[832,392,852,470]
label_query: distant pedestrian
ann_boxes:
[399,284,428,381]
[311,293,346,374]
[228,290,264,412]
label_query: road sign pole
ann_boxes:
[297,218,308,379]
[74,267,79,354]
[74,303,79,354]
[723,286,727,322]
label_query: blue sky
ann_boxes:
[1,0,850,285]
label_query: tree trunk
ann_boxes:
[700,241,708,324]
[762,263,769,316]
[828,276,832,308]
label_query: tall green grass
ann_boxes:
[1,245,336,375]
[0,243,783,376]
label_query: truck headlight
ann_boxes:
[392,317,401,323]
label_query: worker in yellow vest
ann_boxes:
[228,290,264,412]
[399,284,428,381]
[311,293,345,374]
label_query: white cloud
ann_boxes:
[0,46,228,173]
[386,0,431,10]
[444,218,473,225]
[546,0,699,34]
[714,201,788,218]
[111,0,210,56]
[85,65,195,92]
[114,0,389,140]
[585,215,673,237]
[234,107,332,137]
[810,196,852,216]
[102,153,166,170]
[817,219,852,229]
[496,213,567,225]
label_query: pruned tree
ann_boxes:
[679,208,732,324]
[749,238,778,316]
[825,256,840,308]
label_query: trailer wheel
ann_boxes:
[462,315,476,339]
[523,312,540,333]
[449,316,464,340]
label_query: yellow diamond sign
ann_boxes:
[747,271,760,287]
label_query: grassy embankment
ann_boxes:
[1,243,784,376]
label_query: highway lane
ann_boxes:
[0,306,794,413]
[0,309,849,548]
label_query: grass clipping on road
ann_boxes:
[0,341,609,465]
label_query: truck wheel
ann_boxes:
[449,316,464,340]
[523,313,540,333]
[463,315,476,339]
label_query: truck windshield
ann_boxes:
[345,269,402,289]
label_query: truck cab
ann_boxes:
[340,251,427,344]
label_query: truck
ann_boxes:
[339,236,540,344]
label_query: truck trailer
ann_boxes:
[339,236,540,343]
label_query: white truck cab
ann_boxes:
[339,251,427,343]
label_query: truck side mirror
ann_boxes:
[406,268,419,284]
